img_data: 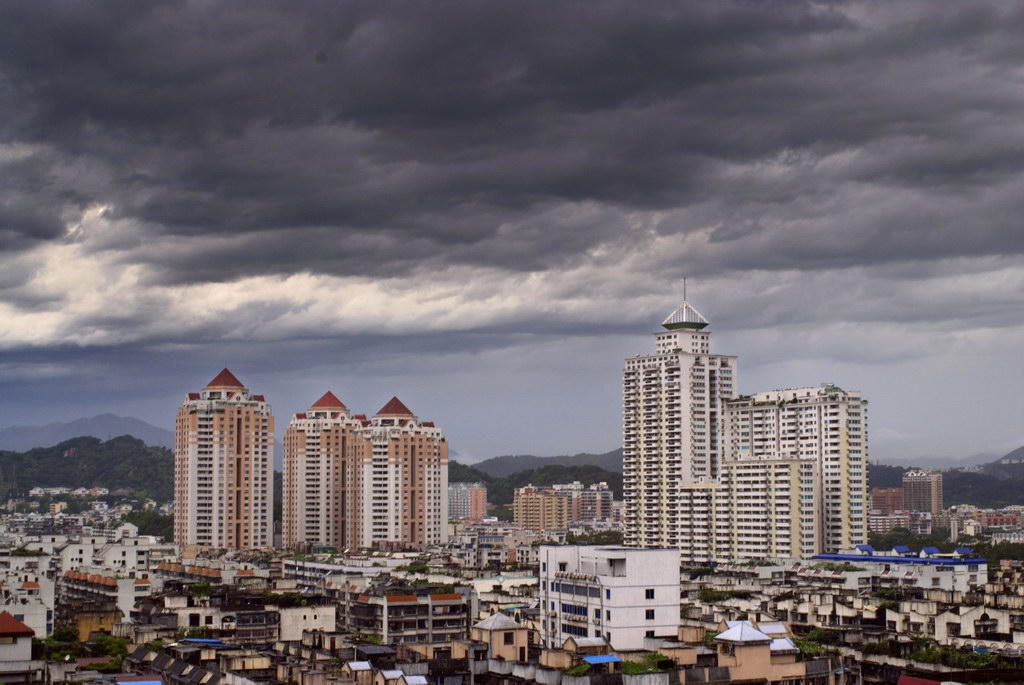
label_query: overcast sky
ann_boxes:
[0,1,1021,464]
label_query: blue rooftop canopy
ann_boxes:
[955,547,973,554]
[893,545,911,554]
[922,546,940,555]
[582,655,622,664]
[856,544,874,553]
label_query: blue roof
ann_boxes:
[856,544,874,553]
[922,546,940,554]
[582,655,622,664]
[893,545,911,553]
[955,547,973,554]
[813,553,985,567]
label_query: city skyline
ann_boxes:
[0,2,1021,465]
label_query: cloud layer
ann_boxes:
[1,1,1022,461]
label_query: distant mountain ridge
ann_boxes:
[0,414,174,451]
[470,448,623,477]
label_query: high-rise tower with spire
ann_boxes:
[622,300,737,549]
[174,369,274,549]
[623,300,869,560]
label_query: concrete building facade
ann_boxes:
[282,394,449,550]
[174,369,274,549]
[623,301,869,560]
[538,545,680,650]
[903,469,943,515]
[513,486,569,531]
[623,301,737,549]
[448,482,487,521]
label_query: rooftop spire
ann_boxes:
[662,301,709,330]
[206,368,245,388]
[375,396,414,417]
[311,390,347,409]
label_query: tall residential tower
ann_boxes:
[623,302,869,560]
[174,369,274,549]
[282,394,449,550]
[622,301,737,548]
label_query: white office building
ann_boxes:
[537,546,680,650]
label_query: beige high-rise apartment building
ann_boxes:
[513,486,569,531]
[282,394,449,550]
[174,369,274,549]
[903,470,943,515]
[282,391,366,550]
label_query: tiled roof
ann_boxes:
[376,396,413,417]
[473,612,520,630]
[715,623,771,644]
[206,368,244,388]
[0,611,34,638]
[311,391,347,409]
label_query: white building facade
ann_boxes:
[538,546,680,650]
[623,301,868,561]
[623,302,736,549]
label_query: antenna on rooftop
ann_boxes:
[683,276,687,301]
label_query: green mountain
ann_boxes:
[469,448,623,477]
[450,460,621,505]
[0,435,174,502]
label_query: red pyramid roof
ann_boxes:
[376,396,414,417]
[0,611,34,638]
[311,391,347,410]
[206,368,245,388]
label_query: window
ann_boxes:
[645,588,655,599]
[558,562,567,572]
[645,630,655,638]
[605,589,611,600]
[606,610,610,620]
[646,609,655,620]
[594,608,601,618]
[503,632,514,645]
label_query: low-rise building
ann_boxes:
[538,545,680,650]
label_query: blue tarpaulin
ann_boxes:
[582,655,622,664]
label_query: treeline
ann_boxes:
[0,435,174,502]
[869,527,1024,566]
[450,461,622,505]
[867,463,1024,508]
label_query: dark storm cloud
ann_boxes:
[1,0,1021,291]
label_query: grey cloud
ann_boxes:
[0,0,1019,285]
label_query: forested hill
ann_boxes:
[0,435,174,502]
[469,448,623,477]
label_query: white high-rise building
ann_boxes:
[174,369,274,549]
[623,302,868,559]
[622,301,737,548]
[724,385,868,553]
